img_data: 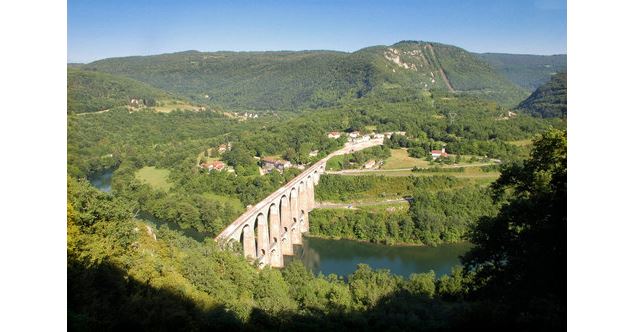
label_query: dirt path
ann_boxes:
[437,68,456,93]
[315,198,410,209]
[424,44,456,92]
[76,109,110,116]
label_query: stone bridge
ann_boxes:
[215,138,384,268]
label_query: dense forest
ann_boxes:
[477,53,566,90]
[518,72,567,118]
[68,129,566,330]
[311,184,497,245]
[67,68,174,114]
[82,41,529,109]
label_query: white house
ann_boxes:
[364,160,376,169]
[327,131,342,139]
[261,157,292,173]
[354,135,371,144]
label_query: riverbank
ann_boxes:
[304,233,470,248]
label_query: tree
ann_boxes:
[408,147,426,158]
[461,128,566,330]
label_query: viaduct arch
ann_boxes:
[215,137,383,268]
[215,159,325,268]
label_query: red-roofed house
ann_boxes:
[430,147,448,159]
[200,160,226,171]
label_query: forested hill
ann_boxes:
[477,53,566,91]
[68,68,174,114]
[82,41,526,110]
[517,72,567,118]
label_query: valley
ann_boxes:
[68,39,566,331]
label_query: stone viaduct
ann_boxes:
[215,138,383,268]
[214,158,326,268]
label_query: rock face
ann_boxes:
[146,225,157,241]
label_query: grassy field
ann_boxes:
[358,201,410,213]
[326,155,347,170]
[316,173,495,203]
[346,166,500,180]
[153,100,203,113]
[135,166,173,191]
[382,148,431,169]
[507,139,533,147]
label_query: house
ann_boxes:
[327,131,342,139]
[309,150,319,157]
[200,160,226,171]
[348,131,360,139]
[373,133,385,140]
[129,98,145,107]
[218,143,232,154]
[261,157,292,172]
[354,135,371,144]
[430,147,449,159]
[364,160,376,169]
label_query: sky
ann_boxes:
[68,0,566,63]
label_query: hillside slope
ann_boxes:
[517,72,567,118]
[83,41,527,110]
[477,53,566,91]
[68,68,174,114]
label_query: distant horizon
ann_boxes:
[68,0,566,63]
[67,41,567,65]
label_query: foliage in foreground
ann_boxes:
[462,128,567,330]
[68,177,474,331]
[68,128,566,330]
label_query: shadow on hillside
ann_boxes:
[68,258,243,331]
[68,258,562,331]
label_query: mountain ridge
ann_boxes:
[79,41,553,110]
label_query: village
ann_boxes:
[197,130,458,175]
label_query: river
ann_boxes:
[293,237,471,278]
[88,170,470,277]
[88,169,113,192]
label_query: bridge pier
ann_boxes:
[299,181,309,233]
[280,195,293,256]
[256,214,269,266]
[242,224,256,260]
[268,204,284,268]
[291,219,302,245]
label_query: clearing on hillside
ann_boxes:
[152,100,205,113]
[135,166,172,191]
[382,149,431,169]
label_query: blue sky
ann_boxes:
[68,0,566,63]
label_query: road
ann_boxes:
[325,162,495,175]
[330,138,385,156]
[315,198,411,210]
